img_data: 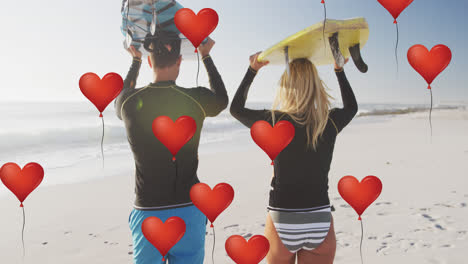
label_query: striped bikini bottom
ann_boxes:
[268,205,332,253]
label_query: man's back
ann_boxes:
[115,56,228,209]
[119,29,225,264]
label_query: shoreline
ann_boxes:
[0,106,463,192]
[356,105,464,117]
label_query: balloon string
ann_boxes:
[174,158,178,198]
[22,206,26,258]
[322,0,327,55]
[430,88,433,140]
[196,51,200,87]
[395,22,399,75]
[101,116,105,168]
[212,226,216,264]
[360,219,364,264]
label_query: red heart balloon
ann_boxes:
[407,44,452,89]
[152,116,197,161]
[378,0,413,23]
[225,235,270,264]
[174,8,219,51]
[0,162,44,207]
[142,216,186,262]
[338,176,382,220]
[250,121,295,165]
[79,72,124,117]
[190,183,234,227]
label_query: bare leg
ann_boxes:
[264,213,296,264]
[297,216,336,264]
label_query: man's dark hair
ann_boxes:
[143,30,181,68]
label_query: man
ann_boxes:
[115,30,228,264]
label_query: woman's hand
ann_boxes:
[127,45,142,59]
[334,58,349,71]
[250,52,269,71]
[198,37,215,57]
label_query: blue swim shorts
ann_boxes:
[129,205,207,264]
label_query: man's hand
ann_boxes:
[250,52,269,71]
[127,45,142,59]
[198,37,215,57]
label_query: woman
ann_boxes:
[230,52,357,264]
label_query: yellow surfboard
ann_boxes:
[258,17,369,67]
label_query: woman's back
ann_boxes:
[230,60,357,210]
[267,112,339,209]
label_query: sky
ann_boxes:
[0,0,466,105]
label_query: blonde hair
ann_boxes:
[271,58,332,149]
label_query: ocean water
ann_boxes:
[0,101,462,189]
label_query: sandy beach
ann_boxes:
[1,107,467,264]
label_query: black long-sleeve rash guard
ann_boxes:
[230,67,358,209]
[115,55,228,210]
